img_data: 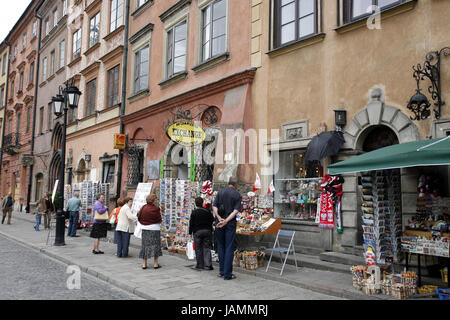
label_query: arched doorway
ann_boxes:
[361,125,399,152]
[76,159,87,183]
[49,151,61,192]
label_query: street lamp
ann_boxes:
[51,79,81,246]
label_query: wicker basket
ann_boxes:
[257,252,265,268]
[245,253,258,270]
[233,251,242,267]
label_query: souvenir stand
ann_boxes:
[401,173,450,288]
[64,181,111,229]
[234,193,280,270]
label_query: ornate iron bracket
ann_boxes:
[408,47,450,120]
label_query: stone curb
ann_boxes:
[8,214,382,300]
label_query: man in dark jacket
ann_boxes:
[213,177,241,280]
[1,192,14,225]
[189,197,215,270]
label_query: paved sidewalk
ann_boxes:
[0,212,390,300]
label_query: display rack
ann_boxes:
[273,177,321,221]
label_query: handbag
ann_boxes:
[94,209,109,221]
[186,240,195,260]
[134,221,142,239]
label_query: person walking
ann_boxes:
[66,192,82,237]
[34,203,43,231]
[1,192,14,225]
[90,194,109,254]
[138,194,162,270]
[212,177,241,280]
[41,192,55,230]
[109,198,124,245]
[189,197,215,270]
[115,197,136,258]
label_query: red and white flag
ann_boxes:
[253,173,262,192]
[267,180,275,194]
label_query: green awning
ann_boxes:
[328,136,450,175]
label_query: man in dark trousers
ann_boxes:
[189,197,215,270]
[1,192,14,225]
[213,177,241,280]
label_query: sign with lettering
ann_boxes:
[167,121,206,147]
[131,183,153,215]
[114,134,126,149]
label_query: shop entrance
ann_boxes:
[357,125,400,246]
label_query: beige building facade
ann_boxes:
[251,0,450,255]
[0,41,10,177]
[65,0,125,200]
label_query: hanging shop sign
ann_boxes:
[114,134,126,150]
[167,121,206,147]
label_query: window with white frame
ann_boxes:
[343,0,401,23]
[134,45,149,94]
[19,72,23,92]
[29,61,34,84]
[72,29,81,59]
[53,9,59,27]
[13,45,17,60]
[89,12,100,47]
[42,57,47,82]
[59,40,65,69]
[32,20,37,38]
[62,0,67,16]
[85,78,97,117]
[166,20,187,78]
[22,33,27,51]
[136,0,148,9]
[50,50,55,75]
[110,0,124,33]
[45,19,50,35]
[201,0,227,61]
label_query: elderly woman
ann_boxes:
[138,194,162,269]
[115,197,136,258]
[90,194,108,254]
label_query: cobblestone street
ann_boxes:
[0,235,141,300]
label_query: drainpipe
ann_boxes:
[25,0,44,212]
[0,42,12,193]
[116,0,131,201]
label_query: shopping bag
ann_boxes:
[186,240,195,260]
[134,221,142,239]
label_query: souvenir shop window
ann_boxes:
[274,150,323,221]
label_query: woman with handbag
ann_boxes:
[115,197,136,258]
[90,194,109,254]
[138,194,162,269]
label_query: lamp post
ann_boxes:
[51,79,81,246]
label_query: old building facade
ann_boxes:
[121,0,255,197]
[251,0,450,255]
[1,0,40,208]
[64,0,125,201]
[31,0,70,205]
[0,41,10,182]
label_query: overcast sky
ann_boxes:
[0,0,33,43]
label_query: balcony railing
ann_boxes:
[3,132,20,147]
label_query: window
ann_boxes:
[45,19,50,36]
[68,105,76,123]
[166,21,187,78]
[19,72,24,92]
[344,0,400,22]
[202,0,227,61]
[62,0,67,16]
[134,45,149,94]
[29,62,35,84]
[10,80,14,98]
[85,79,97,117]
[89,12,100,48]
[102,161,116,185]
[107,65,120,107]
[274,0,317,48]
[110,0,124,33]
[22,33,27,51]
[42,57,47,81]
[137,0,148,8]
[72,29,81,59]
[13,45,17,60]
[26,107,31,133]
[53,9,59,27]
[32,21,37,38]
[7,118,12,135]
[59,40,65,69]
[0,86,4,108]
[48,103,52,130]
[16,113,21,140]
[39,107,44,134]
[50,51,55,75]
[2,54,6,75]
